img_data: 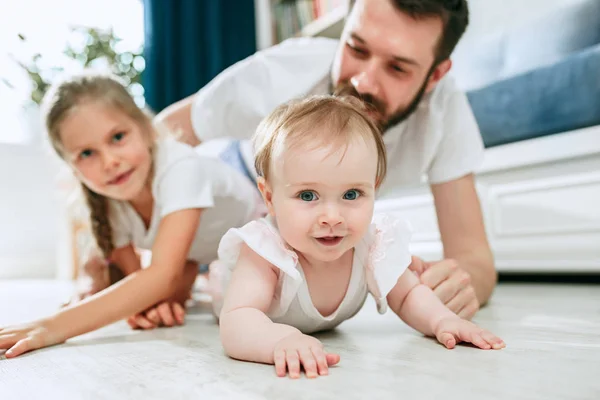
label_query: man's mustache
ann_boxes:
[333,82,386,116]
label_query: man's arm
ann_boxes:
[154,39,337,149]
[155,96,199,147]
[428,174,497,308]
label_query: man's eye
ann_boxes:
[347,43,367,55]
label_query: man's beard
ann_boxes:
[331,71,432,132]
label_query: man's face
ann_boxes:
[331,0,449,130]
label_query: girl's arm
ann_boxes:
[111,244,143,276]
[57,208,202,336]
[219,243,301,364]
[386,269,505,350]
[0,208,202,357]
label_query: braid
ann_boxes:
[81,185,114,259]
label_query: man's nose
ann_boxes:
[350,63,381,99]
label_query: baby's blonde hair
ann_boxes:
[42,71,156,259]
[253,95,387,187]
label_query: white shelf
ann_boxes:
[300,4,347,38]
[258,1,348,47]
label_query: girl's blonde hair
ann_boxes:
[253,95,387,186]
[42,71,155,259]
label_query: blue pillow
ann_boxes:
[468,43,600,148]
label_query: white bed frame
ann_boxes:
[375,125,600,273]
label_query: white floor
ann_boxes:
[0,280,599,399]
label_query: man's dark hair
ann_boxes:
[348,0,469,63]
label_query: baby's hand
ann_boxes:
[273,333,340,379]
[127,301,186,330]
[0,319,64,358]
[434,316,505,350]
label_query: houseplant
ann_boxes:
[8,25,145,107]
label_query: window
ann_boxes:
[0,0,144,144]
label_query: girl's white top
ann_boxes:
[215,213,412,334]
[108,138,264,264]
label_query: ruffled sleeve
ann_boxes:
[217,217,303,315]
[364,214,413,314]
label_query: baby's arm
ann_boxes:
[0,209,202,358]
[219,244,339,378]
[219,244,300,362]
[387,270,505,350]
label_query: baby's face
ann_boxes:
[263,134,378,263]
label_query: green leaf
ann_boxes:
[6,25,145,107]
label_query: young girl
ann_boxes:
[212,95,505,379]
[0,71,262,358]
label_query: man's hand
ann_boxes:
[409,256,479,320]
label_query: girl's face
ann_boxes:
[59,101,153,202]
[259,133,378,264]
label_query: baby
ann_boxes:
[209,95,505,379]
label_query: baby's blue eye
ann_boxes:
[112,132,125,142]
[343,190,361,200]
[299,191,318,202]
[79,149,93,159]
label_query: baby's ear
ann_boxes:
[257,177,275,216]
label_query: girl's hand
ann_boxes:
[273,333,340,379]
[126,260,197,330]
[434,316,505,350]
[126,301,185,330]
[0,319,64,358]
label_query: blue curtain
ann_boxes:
[143,0,256,113]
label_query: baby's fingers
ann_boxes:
[274,349,287,377]
[437,331,457,349]
[468,331,491,350]
[325,353,341,367]
[299,348,318,378]
[408,256,427,277]
[286,350,301,379]
[311,346,329,376]
[482,330,505,350]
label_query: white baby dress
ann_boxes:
[214,213,413,333]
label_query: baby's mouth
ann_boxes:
[315,236,343,246]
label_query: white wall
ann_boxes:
[452,0,592,90]
[0,142,65,279]
[462,0,582,41]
